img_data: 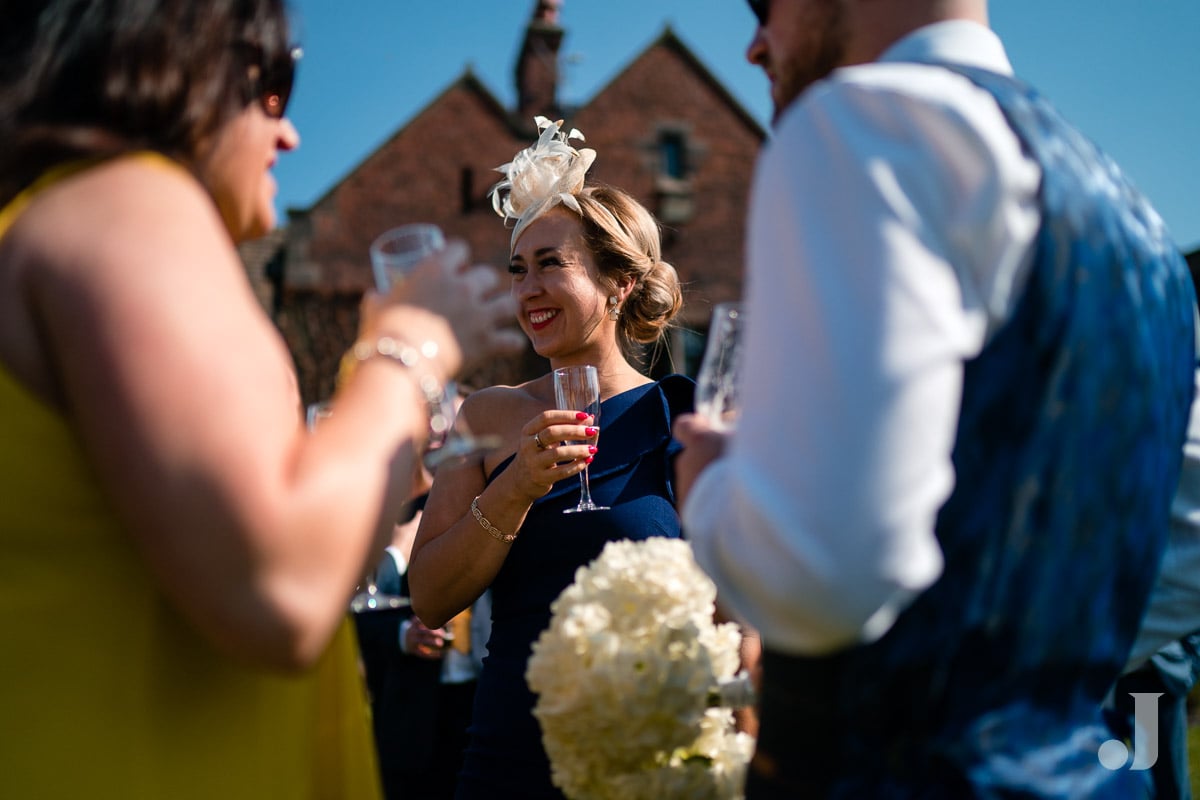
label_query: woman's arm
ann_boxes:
[16,158,519,670]
[408,393,596,627]
[407,442,509,629]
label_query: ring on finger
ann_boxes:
[534,430,549,450]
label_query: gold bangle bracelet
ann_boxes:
[471,496,516,544]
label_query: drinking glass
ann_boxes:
[694,302,744,431]
[305,399,408,613]
[553,365,609,513]
[421,393,501,470]
[369,224,500,469]
[370,223,444,293]
[348,565,409,613]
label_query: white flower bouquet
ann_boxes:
[526,537,755,800]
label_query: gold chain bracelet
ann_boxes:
[471,496,516,544]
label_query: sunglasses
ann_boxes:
[244,44,302,119]
[746,0,769,26]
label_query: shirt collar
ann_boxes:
[879,20,1014,76]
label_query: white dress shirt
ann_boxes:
[684,21,1044,654]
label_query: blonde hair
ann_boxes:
[574,184,683,358]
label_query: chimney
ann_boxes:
[515,0,564,128]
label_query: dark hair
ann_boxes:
[0,0,292,206]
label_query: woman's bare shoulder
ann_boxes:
[462,376,550,416]
[457,377,552,452]
[18,155,225,277]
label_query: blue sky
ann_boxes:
[274,1,1200,252]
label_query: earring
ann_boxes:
[608,295,620,321]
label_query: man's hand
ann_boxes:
[401,616,449,660]
[672,413,729,509]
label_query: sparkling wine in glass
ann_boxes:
[553,365,609,514]
[369,224,500,469]
[694,302,744,431]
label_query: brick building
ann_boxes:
[242,1,766,405]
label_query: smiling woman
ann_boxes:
[405,118,709,799]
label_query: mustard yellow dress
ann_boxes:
[0,156,381,799]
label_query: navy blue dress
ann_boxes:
[454,375,694,800]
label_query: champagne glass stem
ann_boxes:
[578,464,595,507]
[349,565,409,613]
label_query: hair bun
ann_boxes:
[623,258,682,344]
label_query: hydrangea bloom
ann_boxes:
[526,537,755,800]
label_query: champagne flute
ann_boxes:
[553,365,609,514]
[421,390,500,470]
[369,224,501,469]
[348,564,409,614]
[305,399,408,613]
[694,302,744,431]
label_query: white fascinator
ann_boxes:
[490,116,597,247]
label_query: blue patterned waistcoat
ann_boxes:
[753,66,1196,799]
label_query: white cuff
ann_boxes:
[398,618,414,654]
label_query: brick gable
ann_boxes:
[241,16,765,405]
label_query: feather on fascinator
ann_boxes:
[490,116,597,247]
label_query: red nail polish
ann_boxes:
[588,446,598,454]
[585,455,594,464]
[585,427,598,436]
[575,412,590,421]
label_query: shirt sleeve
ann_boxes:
[684,66,1040,655]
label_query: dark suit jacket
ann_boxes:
[353,552,445,771]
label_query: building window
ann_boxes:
[660,131,688,180]
[654,128,694,225]
[460,166,475,214]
